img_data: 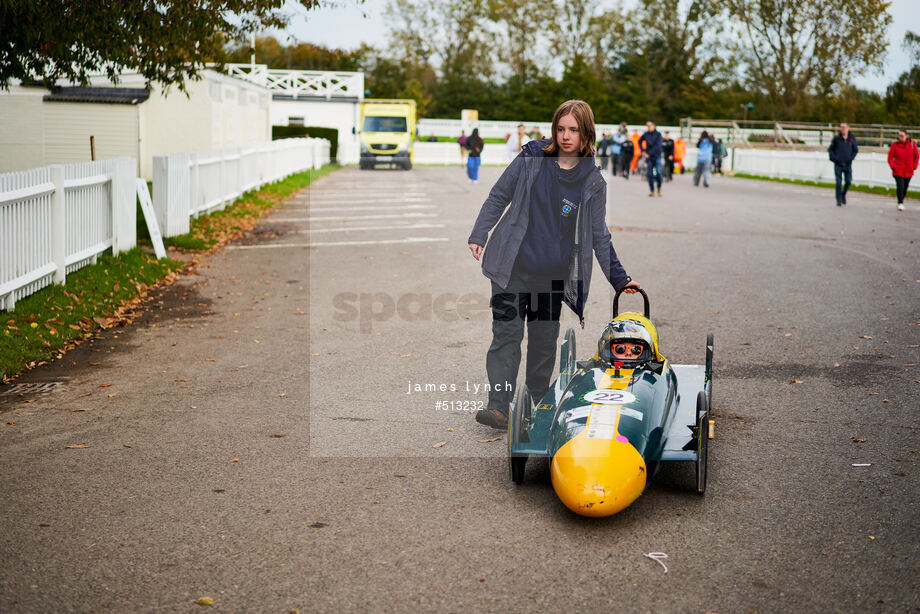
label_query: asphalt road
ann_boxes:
[1,163,918,613]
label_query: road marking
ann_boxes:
[227,237,449,249]
[274,213,438,222]
[305,205,434,212]
[306,223,445,233]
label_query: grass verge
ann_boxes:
[3,164,339,381]
[732,172,920,201]
[1,249,183,380]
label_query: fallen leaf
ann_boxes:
[851,437,867,443]
[789,379,803,384]
[194,597,214,606]
[783,333,793,337]
[65,444,90,449]
[123,443,132,448]
[478,437,501,443]
[833,363,841,368]
[107,392,117,398]
[30,322,38,328]
[868,535,875,540]
[205,358,216,362]
[99,383,111,388]
[432,441,446,448]
[231,458,239,462]
[71,408,91,412]
[7,420,15,425]
[278,393,286,397]
[860,335,872,339]
[253,339,260,344]
[269,433,286,438]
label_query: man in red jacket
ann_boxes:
[888,129,919,211]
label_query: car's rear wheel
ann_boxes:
[695,390,709,495]
[508,384,530,484]
[705,332,714,408]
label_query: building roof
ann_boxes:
[271,93,360,103]
[43,87,150,105]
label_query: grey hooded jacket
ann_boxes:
[468,139,631,327]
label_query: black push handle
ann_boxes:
[612,287,650,318]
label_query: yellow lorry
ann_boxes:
[359,99,416,170]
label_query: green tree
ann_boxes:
[0,1,348,91]
[885,31,920,125]
[383,0,494,117]
[717,0,892,118]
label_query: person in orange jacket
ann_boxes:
[674,137,687,174]
[630,131,641,172]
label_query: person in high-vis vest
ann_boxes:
[674,137,687,174]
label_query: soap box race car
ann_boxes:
[507,288,714,517]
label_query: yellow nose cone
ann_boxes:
[550,435,647,517]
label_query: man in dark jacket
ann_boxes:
[828,123,858,206]
[638,121,664,196]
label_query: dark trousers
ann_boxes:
[834,164,852,203]
[486,269,563,413]
[599,155,609,170]
[664,157,674,181]
[895,176,912,203]
[646,155,662,191]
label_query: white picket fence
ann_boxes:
[0,158,136,311]
[153,137,329,237]
[732,149,895,188]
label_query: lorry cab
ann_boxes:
[359,99,416,170]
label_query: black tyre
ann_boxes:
[508,384,530,484]
[695,390,709,495]
[403,161,412,170]
[705,332,714,408]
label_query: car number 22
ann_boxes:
[583,390,637,405]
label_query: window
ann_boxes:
[363,116,407,132]
[288,116,304,126]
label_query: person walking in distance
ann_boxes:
[597,133,610,171]
[467,100,641,428]
[662,132,675,181]
[674,136,686,174]
[888,129,919,211]
[466,128,484,183]
[828,122,858,206]
[620,135,634,179]
[505,124,530,164]
[458,130,468,166]
[639,120,664,196]
[693,131,714,188]
[611,127,625,177]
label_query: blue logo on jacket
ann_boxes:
[561,198,578,217]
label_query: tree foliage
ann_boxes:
[0,0,332,91]
[717,0,892,117]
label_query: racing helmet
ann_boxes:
[597,314,664,367]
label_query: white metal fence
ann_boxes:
[0,158,136,310]
[153,137,330,237]
[732,149,895,188]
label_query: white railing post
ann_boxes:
[50,164,66,284]
[153,153,190,238]
[190,152,200,218]
[110,157,137,255]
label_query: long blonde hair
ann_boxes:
[542,100,596,156]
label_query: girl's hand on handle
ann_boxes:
[469,243,483,261]
[623,281,642,294]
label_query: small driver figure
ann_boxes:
[597,319,659,367]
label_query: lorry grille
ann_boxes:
[371,143,397,150]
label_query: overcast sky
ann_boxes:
[272,0,919,94]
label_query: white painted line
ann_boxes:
[227,237,449,249]
[307,223,445,233]
[274,213,438,222]
[306,205,434,212]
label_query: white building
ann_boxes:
[226,64,364,164]
[0,69,272,180]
